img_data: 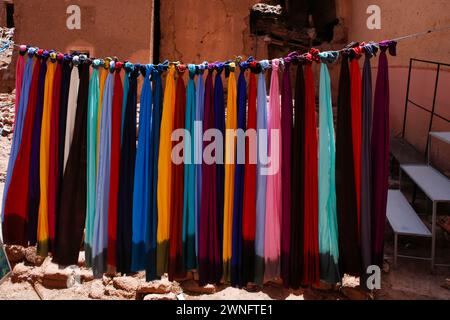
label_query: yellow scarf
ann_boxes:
[222,63,237,281]
[156,65,176,276]
[37,59,56,256]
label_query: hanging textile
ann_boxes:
[222,63,237,282]
[318,51,340,284]
[53,57,89,265]
[13,46,27,122]
[168,66,186,280]
[2,48,39,245]
[57,55,74,223]
[360,43,377,288]
[92,63,115,278]
[97,64,108,162]
[27,50,48,245]
[146,63,164,281]
[157,64,176,276]
[336,49,361,276]
[36,56,56,256]
[194,64,206,262]
[107,62,124,271]
[85,60,101,266]
[117,63,138,274]
[2,48,34,220]
[254,61,269,285]
[231,62,247,287]
[182,64,196,271]
[264,59,282,280]
[47,54,63,252]
[372,40,396,267]
[350,46,363,239]
[302,52,319,285]
[280,57,293,287]
[131,64,153,272]
[242,62,258,285]
[290,61,305,289]
[63,57,81,171]
[121,66,130,143]
[214,64,225,275]
[198,66,221,286]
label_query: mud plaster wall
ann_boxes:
[159,0,261,64]
[13,0,153,63]
[349,0,450,174]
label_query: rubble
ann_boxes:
[24,246,44,266]
[181,279,216,294]
[5,245,24,264]
[42,262,76,289]
[143,292,177,300]
[0,92,15,136]
[11,263,29,283]
[112,276,139,292]
[136,275,174,295]
[89,280,105,299]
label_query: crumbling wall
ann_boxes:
[159,0,263,63]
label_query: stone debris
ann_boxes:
[77,268,94,283]
[11,262,29,283]
[181,279,216,294]
[88,280,105,299]
[42,262,76,289]
[104,283,135,299]
[24,246,44,266]
[5,245,24,264]
[0,92,15,136]
[143,292,177,300]
[112,276,139,292]
[136,275,173,295]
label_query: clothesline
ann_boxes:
[0,22,400,288]
[2,25,450,69]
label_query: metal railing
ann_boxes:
[402,58,450,154]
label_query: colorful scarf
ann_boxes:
[117,63,138,274]
[372,41,396,266]
[54,57,89,265]
[107,62,124,271]
[255,61,269,285]
[318,51,340,284]
[231,63,247,287]
[242,63,258,285]
[168,66,186,280]
[146,63,164,281]
[37,57,56,256]
[157,64,175,276]
[265,59,282,280]
[92,64,115,278]
[85,60,101,266]
[182,64,197,271]
[222,63,237,282]
[131,64,153,271]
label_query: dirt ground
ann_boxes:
[0,94,448,300]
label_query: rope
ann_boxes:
[1,25,450,67]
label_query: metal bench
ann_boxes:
[399,164,450,270]
[387,190,431,268]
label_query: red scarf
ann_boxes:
[302,60,319,285]
[3,58,41,246]
[350,47,363,239]
[168,67,186,280]
[107,65,123,269]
